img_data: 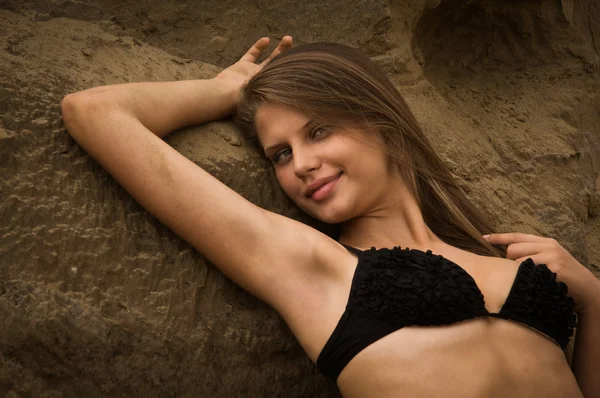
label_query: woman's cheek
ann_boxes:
[276,171,299,199]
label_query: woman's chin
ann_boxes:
[303,206,349,225]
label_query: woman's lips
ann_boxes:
[310,173,342,202]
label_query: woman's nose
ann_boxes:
[293,148,320,176]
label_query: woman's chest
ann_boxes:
[286,249,520,362]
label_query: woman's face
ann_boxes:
[255,103,399,224]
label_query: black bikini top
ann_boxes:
[316,244,577,380]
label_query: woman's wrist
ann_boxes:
[211,76,243,111]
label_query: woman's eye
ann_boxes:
[312,126,329,139]
[271,127,330,164]
[273,148,292,163]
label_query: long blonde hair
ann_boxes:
[235,42,504,257]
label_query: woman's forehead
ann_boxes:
[256,104,309,129]
[255,104,313,143]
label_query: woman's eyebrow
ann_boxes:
[263,119,316,155]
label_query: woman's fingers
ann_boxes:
[239,36,293,66]
[260,36,293,66]
[483,232,547,245]
[240,37,270,63]
[504,242,555,261]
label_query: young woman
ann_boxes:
[61,36,600,397]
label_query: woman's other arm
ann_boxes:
[571,283,600,397]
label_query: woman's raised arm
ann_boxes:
[59,39,350,333]
[62,36,289,138]
[62,78,239,139]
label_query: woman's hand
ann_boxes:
[483,232,600,315]
[215,36,293,97]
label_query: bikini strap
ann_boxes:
[339,243,363,257]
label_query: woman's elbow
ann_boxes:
[61,93,86,133]
[60,92,107,134]
[61,92,81,118]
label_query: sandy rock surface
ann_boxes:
[1,1,599,397]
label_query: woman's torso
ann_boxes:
[279,242,582,397]
[336,317,580,397]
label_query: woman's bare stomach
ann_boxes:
[336,317,582,398]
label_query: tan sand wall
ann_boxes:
[1,1,599,396]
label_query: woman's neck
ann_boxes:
[338,184,445,252]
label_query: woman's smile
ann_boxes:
[307,172,343,202]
